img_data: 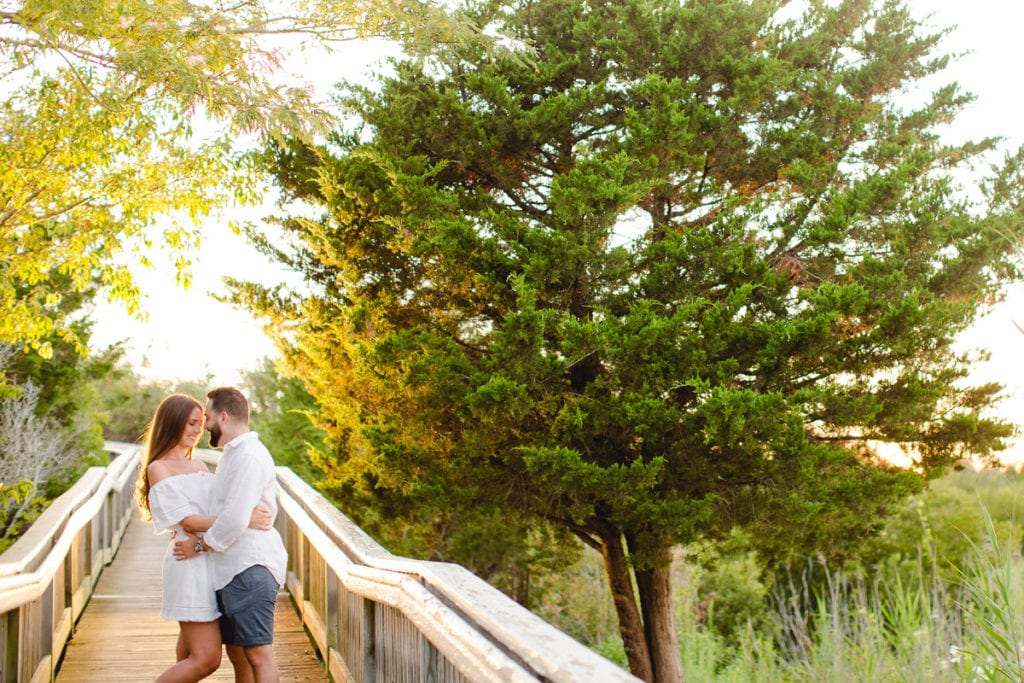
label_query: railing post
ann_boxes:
[299,525,310,630]
[40,580,53,682]
[362,598,375,683]
[422,639,438,683]
[101,489,112,565]
[1,610,17,683]
[326,568,339,677]
[86,513,95,589]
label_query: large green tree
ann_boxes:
[241,0,1024,679]
[0,0,507,357]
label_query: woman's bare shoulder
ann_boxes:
[148,458,206,486]
[147,459,172,486]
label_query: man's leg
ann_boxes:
[226,644,255,683]
[243,644,279,683]
[219,586,255,683]
[218,566,280,683]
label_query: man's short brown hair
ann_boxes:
[207,386,249,423]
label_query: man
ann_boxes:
[174,386,288,683]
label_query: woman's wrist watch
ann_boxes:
[193,538,204,553]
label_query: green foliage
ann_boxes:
[242,358,325,479]
[955,506,1024,682]
[0,480,48,553]
[1,284,113,503]
[690,532,772,645]
[531,544,619,645]
[91,364,213,446]
[241,0,1024,675]
[0,376,100,546]
[711,469,1024,679]
[857,468,1024,589]
[669,540,963,680]
[519,468,1024,679]
[92,357,329,474]
[0,0,510,355]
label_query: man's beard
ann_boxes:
[208,424,222,448]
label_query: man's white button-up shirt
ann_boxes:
[203,431,288,590]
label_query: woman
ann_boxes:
[134,393,269,682]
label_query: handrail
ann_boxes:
[0,441,139,683]
[0,447,137,583]
[0,441,639,683]
[275,469,640,682]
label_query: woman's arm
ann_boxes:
[180,507,272,534]
[180,515,215,534]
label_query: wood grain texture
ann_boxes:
[55,518,327,682]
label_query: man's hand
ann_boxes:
[173,533,201,561]
[249,506,273,530]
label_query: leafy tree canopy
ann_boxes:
[0,0,510,358]
[240,0,1024,679]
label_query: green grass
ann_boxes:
[535,511,1024,681]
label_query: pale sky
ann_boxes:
[89,0,1024,455]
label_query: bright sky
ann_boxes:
[89,0,1024,454]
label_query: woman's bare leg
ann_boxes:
[175,629,188,661]
[156,621,222,682]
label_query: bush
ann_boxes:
[530,544,620,649]
[0,480,47,553]
[0,382,93,547]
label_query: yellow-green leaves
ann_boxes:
[1,0,505,352]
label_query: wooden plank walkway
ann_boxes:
[56,518,327,681]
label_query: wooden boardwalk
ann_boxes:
[56,518,327,682]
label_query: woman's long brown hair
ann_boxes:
[134,393,203,521]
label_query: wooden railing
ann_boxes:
[274,468,640,683]
[0,441,138,683]
[1,442,640,683]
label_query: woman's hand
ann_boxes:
[248,506,273,530]
[173,533,201,561]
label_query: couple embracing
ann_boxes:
[134,387,288,682]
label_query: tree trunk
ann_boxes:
[510,561,530,607]
[597,526,655,682]
[634,553,683,683]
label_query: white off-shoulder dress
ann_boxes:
[148,471,221,622]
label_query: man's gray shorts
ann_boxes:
[216,565,279,647]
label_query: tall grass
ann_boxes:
[954,507,1024,681]
[679,540,1024,682]
[536,514,1024,681]
[762,559,963,682]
